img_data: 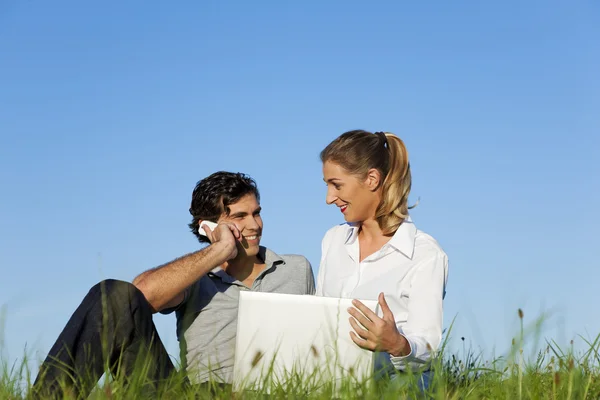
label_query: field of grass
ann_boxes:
[1,312,599,399]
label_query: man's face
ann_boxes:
[218,194,263,258]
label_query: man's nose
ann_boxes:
[247,216,260,230]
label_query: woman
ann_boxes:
[316,130,448,390]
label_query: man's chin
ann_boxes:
[244,244,261,257]
[237,241,261,257]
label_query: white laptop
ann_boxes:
[232,291,380,393]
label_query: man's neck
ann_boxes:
[223,253,265,284]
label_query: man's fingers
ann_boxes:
[201,225,214,242]
[219,222,241,240]
[229,224,241,240]
[213,222,241,241]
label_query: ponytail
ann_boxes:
[374,133,412,235]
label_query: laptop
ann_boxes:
[232,291,380,393]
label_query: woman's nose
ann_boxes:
[325,188,337,205]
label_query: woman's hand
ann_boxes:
[348,292,410,357]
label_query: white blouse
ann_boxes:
[316,218,449,370]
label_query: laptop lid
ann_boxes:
[232,291,380,392]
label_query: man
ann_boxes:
[33,171,315,397]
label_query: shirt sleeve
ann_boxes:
[389,251,448,370]
[159,283,193,315]
[305,259,316,295]
[315,226,337,296]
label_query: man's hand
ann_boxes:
[347,292,410,357]
[201,222,241,262]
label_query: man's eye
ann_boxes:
[334,184,341,190]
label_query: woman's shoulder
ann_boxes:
[413,227,448,261]
[321,223,355,248]
[323,222,354,239]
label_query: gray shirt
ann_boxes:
[161,246,315,384]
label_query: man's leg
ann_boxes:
[32,279,176,398]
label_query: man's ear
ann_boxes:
[365,168,382,191]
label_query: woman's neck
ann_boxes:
[358,218,385,241]
[357,218,392,262]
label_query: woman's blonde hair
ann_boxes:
[320,129,413,235]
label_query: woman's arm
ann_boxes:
[389,251,448,370]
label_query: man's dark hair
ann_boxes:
[188,171,260,243]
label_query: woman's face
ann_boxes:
[322,160,382,223]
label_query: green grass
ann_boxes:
[2,312,600,399]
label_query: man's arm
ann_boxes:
[133,223,240,313]
[306,260,316,295]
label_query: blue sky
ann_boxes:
[1,0,598,374]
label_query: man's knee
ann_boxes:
[88,279,146,307]
[90,279,132,294]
